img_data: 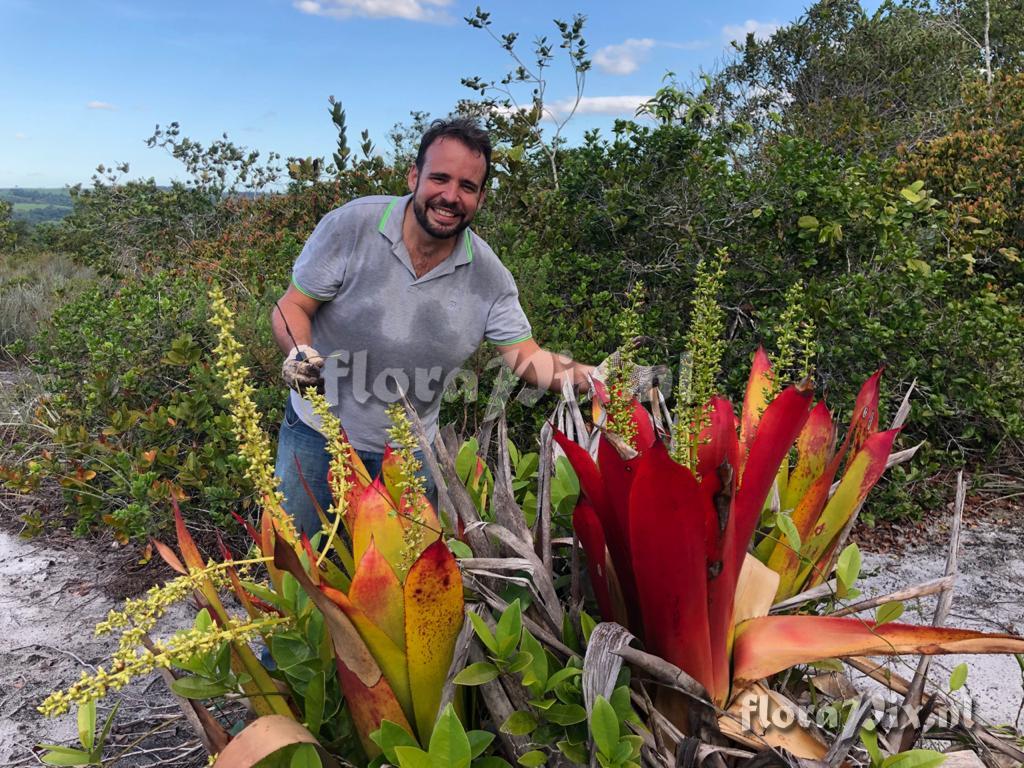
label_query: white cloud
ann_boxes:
[293,0,451,22]
[545,95,651,121]
[594,38,709,76]
[14,132,27,140]
[722,19,780,44]
[594,38,655,76]
[86,100,115,110]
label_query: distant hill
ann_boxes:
[0,188,73,225]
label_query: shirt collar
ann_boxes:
[379,194,475,269]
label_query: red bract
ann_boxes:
[560,350,1024,710]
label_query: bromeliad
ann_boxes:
[557,349,1024,720]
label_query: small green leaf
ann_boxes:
[809,658,844,673]
[545,703,587,726]
[467,730,495,759]
[454,662,500,686]
[500,711,538,736]
[394,745,433,768]
[836,543,861,590]
[39,746,92,766]
[428,704,472,768]
[776,513,801,551]
[543,666,582,693]
[880,748,946,768]
[860,720,883,767]
[557,740,588,764]
[580,611,597,644]
[496,600,523,657]
[948,662,968,692]
[590,696,620,757]
[505,650,533,674]
[77,700,96,752]
[289,743,323,768]
[447,539,473,559]
[469,611,499,655]
[517,750,547,767]
[370,720,418,765]
[170,676,233,699]
[875,601,904,626]
[797,215,819,229]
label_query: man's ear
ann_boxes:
[407,164,418,192]
[477,184,487,207]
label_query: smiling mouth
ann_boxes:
[429,204,461,223]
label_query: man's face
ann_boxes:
[407,137,487,241]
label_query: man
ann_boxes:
[271,118,594,535]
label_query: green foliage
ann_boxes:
[459,600,640,766]
[33,272,281,539]
[370,705,506,768]
[37,700,119,766]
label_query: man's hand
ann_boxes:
[282,344,324,392]
[591,344,661,398]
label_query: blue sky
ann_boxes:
[1,0,825,188]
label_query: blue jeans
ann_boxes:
[274,399,437,537]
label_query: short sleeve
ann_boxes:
[292,208,353,301]
[485,269,533,346]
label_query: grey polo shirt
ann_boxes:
[288,194,532,452]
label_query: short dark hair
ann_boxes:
[415,118,492,187]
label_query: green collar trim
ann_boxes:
[463,229,474,263]
[378,198,398,234]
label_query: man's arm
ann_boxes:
[496,338,594,393]
[271,285,323,354]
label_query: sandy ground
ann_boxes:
[0,528,204,767]
[857,512,1024,730]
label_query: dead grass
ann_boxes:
[0,250,95,351]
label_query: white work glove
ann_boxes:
[282,344,323,392]
[590,340,660,398]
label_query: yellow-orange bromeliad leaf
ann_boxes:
[404,539,464,743]
[352,479,407,576]
[273,538,411,755]
[349,539,406,649]
[321,585,413,721]
[731,615,1024,690]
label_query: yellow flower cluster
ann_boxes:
[39,616,289,717]
[672,250,728,467]
[605,282,645,450]
[306,389,352,566]
[208,285,297,541]
[95,557,271,658]
[385,403,429,568]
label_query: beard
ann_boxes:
[411,192,471,240]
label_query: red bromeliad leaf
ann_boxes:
[231,510,261,546]
[732,615,1024,689]
[695,396,740,495]
[172,497,206,571]
[694,396,740,581]
[738,347,774,477]
[629,441,716,698]
[553,430,611,515]
[572,500,620,625]
[590,379,657,451]
[152,538,187,575]
[596,434,643,628]
[708,385,812,702]
[380,446,404,508]
[840,369,883,466]
[335,662,415,758]
[781,402,835,512]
